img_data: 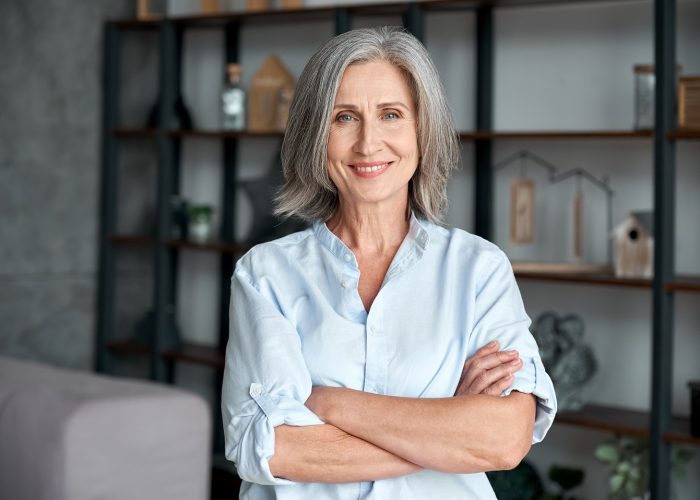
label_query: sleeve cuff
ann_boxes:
[502,357,558,444]
[225,383,324,485]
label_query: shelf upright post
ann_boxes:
[402,3,424,43]
[475,6,494,241]
[649,0,677,498]
[334,7,351,34]
[96,21,121,374]
[215,20,242,454]
[152,20,178,383]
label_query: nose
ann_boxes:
[353,119,382,157]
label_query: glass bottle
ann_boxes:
[222,63,246,131]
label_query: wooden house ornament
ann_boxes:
[248,55,296,132]
[612,211,654,278]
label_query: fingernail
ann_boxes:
[488,340,498,348]
[510,359,521,366]
[506,350,518,356]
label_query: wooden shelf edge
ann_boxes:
[106,339,150,356]
[556,404,649,437]
[162,342,225,368]
[107,340,225,369]
[556,405,700,447]
[112,0,653,26]
[110,235,155,246]
[460,130,653,140]
[166,239,251,255]
[666,276,700,293]
[514,270,651,288]
[668,129,700,140]
[113,128,159,138]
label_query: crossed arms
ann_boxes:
[269,342,536,483]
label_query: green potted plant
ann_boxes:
[595,436,693,500]
[188,204,214,243]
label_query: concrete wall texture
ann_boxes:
[0,0,132,369]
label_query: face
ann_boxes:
[327,60,420,213]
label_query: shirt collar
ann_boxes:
[312,211,431,266]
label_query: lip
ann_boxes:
[347,161,394,178]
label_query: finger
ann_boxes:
[467,357,522,394]
[481,373,515,396]
[462,350,520,388]
[460,341,500,380]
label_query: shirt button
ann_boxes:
[344,254,352,262]
[249,383,263,397]
[420,233,427,243]
[369,325,376,333]
[341,280,349,288]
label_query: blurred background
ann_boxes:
[1,0,699,499]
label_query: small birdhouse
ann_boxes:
[612,211,654,278]
[248,55,296,132]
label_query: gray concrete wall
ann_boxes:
[0,0,132,369]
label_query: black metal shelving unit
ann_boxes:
[96,1,695,498]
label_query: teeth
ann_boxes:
[354,163,388,173]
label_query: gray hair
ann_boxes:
[274,26,459,224]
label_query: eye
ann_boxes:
[335,113,355,123]
[383,111,400,120]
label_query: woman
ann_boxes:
[222,26,556,499]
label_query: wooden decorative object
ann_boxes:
[679,76,700,129]
[573,192,583,259]
[247,0,269,11]
[612,212,654,278]
[137,0,166,20]
[510,179,534,244]
[249,55,296,132]
[200,0,220,15]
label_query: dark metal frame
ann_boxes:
[474,6,494,240]
[96,22,120,375]
[650,0,676,497]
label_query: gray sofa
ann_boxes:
[0,356,211,500]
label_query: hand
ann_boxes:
[454,340,522,397]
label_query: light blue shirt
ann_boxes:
[222,213,557,500]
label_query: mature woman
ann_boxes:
[222,27,556,499]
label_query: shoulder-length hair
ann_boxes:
[274,26,459,224]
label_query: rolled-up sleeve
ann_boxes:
[221,265,323,485]
[469,249,557,444]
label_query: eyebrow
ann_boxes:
[333,102,410,110]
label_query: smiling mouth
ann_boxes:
[349,161,393,173]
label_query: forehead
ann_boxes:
[335,60,414,105]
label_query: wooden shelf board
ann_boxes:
[557,405,700,447]
[664,421,700,446]
[113,128,159,138]
[106,339,150,356]
[557,404,650,437]
[460,130,652,140]
[110,235,155,247]
[113,19,161,30]
[666,275,700,293]
[514,270,651,288]
[113,0,647,27]
[167,129,283,139]
[162,342,225,368]
[668,129,700,140]
[166,239,251,255]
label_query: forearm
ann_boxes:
[311,389,535,473]
[268,423,421,483]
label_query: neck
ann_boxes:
[326,199,411,255]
